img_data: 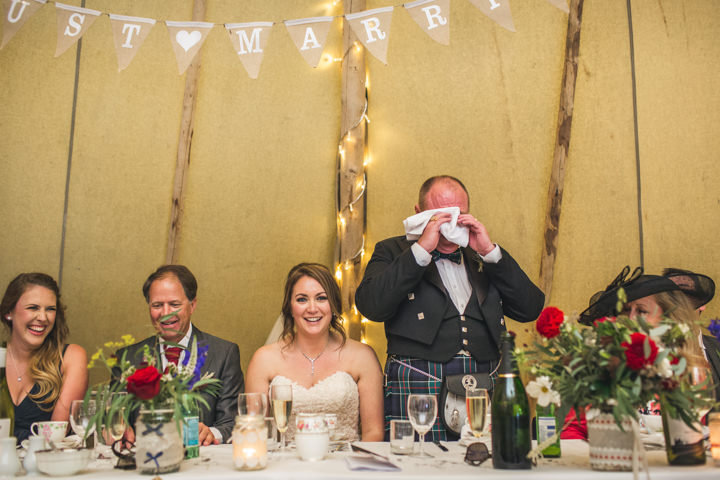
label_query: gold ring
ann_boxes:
[430,215,438,221]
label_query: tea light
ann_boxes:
[709,413,720,466]
[232,415,267,470]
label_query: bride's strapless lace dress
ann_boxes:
[271,371,359,442]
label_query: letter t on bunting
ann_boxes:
[467,0,515,32]
[403,0,450,46]
[109,14,155,72]
[225,22,273,79]
[166,20,214,75]
[284,16,333,68]
[345,7,393,65]
[54,2,101,57]
[1,0,46,50]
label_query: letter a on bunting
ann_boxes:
[404,0,450,46]
[166,20,214,75]
[225,22,273,79]
[284,16,333,68]
[54,2,101,57]
[345,7,393,65]
[467,0,515,32]
[109,14,156,72]
[1,0,46,49]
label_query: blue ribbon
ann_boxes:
[144,451,164,470]
[141,423,164,437]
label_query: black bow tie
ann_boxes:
[431,249,462,264]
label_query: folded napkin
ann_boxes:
[345,455,400,472]
[403,206,469,247]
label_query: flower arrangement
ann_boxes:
[84,313,222,436]
[519,302,715,429]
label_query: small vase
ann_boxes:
[587,413,640,471]
[135,408,184,475]
[0,436,20,477]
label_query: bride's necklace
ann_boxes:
[299,339,330,376]
[6,346,26,382]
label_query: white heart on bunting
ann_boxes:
[176,30,202,51]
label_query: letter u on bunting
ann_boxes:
[166,20,213,75]
[109,14,155,72]
[284,16,333,68]
[225,22,273,79]
[345,7,393,65]
[467,0,515,32]
[1,0,46,49]
[404,0,450,46]
[54,2,101,57]
[546,0,569,13]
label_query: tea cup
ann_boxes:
[31,421,68,444]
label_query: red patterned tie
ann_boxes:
[165,347,182,366]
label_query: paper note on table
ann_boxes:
[345,455,401,471]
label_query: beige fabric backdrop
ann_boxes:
[1,0,719,381]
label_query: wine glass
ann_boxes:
[238,392,268,418]
[407,394,437,457]
[270,384,293,452]
[465,387,489,438]
[70,399,96,447]
[688,364,713,418]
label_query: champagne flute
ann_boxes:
[465,387,489,438]
[70,399,96,447]
[407,394,437,457]
[270,384,293,452]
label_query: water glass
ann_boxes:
[238,392,268,417]
[70,400,96,447]
[407,394,437,457]
[390,419,415,455]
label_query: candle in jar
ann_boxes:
[232,415,268,470]
[709,413,720,466]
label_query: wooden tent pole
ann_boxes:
[166,0,207,265]
[336,0,367,341]
[538,0,584,301]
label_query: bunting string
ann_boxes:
[1,0,569,75]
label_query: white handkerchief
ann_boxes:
[403,206,469,247]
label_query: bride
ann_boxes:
[246,263,384,441]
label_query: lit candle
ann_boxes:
[710,413,720,466]
[232,415,268,470]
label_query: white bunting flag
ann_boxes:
[284,16,333,68]
[166,20,213,75]
[54,2,101,57]
[109,14,155,72]
[345,7,393,65]
[404,0,450,46]
[546,0,569,13]
[1,0,46,49]
[225,22,273,79]
[467,0,515,32]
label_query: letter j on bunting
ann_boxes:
[54,2,101,57]
[166,20,213,75]
[284,16,333,68]
[467,0,516,32]
[109,14,156,72]
[345,7,393,65]
[404,0,450,46]
[225,22,273,79]
[1,0,46,50]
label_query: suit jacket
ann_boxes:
[355,236,545,360]
[116,326,244,442]
[703,334,720,406]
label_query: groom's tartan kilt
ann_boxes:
[383,354,497,442]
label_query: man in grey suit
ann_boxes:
[118,265,244,445]
[355,175,544,441]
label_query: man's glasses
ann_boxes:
[464,442,491,466]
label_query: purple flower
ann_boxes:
[709,318,720,342]
[189,344,209,387]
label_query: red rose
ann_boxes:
[126,366,162,400]
[536,307,564,338]
[621,332,658,371]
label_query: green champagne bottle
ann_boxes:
[662,410,705,465]
[0,345,15,438]
[181,394,200,459]
[535,403,561,458]
[491,331,531,469]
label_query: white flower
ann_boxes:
[657,358,673,378]
[526,376,561,407]
[678,323,690,335]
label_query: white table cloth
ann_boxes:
[52,440,719,479]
